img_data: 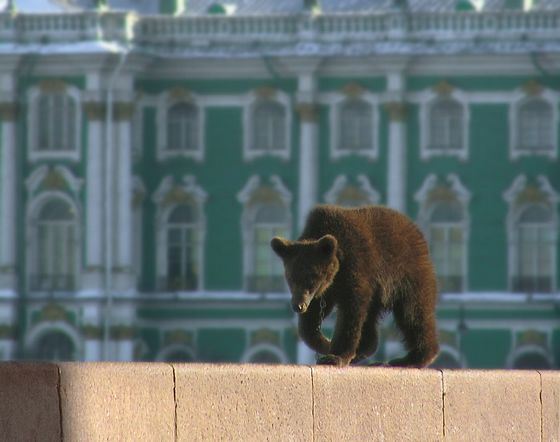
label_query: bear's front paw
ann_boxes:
[316,354,348,367]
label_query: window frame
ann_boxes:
[157,92,205,162]
[243,90,291,161]
[153,176,207,293]
[510,93,558,160]
[27,193,81,294]
[419,89,469,161]
[28,84,82,162]
[330,93,379,160]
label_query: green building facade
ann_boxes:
[0,0,558,368]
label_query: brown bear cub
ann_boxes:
[271,204,439,368]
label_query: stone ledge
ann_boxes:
[0,363,557,441]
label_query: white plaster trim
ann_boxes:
[418,88,470,161]
[242,90,292,161]
[328,91,380,161]
[241,343,288,364]
[323,175,380,205]
[509,88,558,161]
[153,175,207,292]
[27,84,82,163]
[156,90,205,162]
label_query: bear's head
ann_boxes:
[270,234,340,314]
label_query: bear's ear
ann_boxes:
[317,234,337,258]
[270,236,293,259]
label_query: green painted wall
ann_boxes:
[462,329,511,368]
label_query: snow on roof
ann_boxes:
[7,0,560,14]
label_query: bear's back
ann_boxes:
[300,204,430,272]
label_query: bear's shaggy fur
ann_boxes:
[271,204,439,368]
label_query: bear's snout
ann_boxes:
[292,302,307,314]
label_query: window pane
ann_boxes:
[340,99,372,151]
[519,98,552,150]
[253,101,285,152]
[429,99,463,150]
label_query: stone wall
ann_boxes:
[0,363,557,441]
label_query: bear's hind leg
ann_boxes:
[390,295,439,368]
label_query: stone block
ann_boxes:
[443,370,541,441]
[312,366,443,441]
[59,362,175,441]
[0,363,61,442]
[541,371,560,442]
[174,363,313,441]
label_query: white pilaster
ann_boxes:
[385,72,408,213]
[296,72,319,365]
[114,103,133,291]
[0,96,17,292]
[84,101,105,290]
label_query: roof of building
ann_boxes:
[5,0,560,14]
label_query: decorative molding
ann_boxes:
[83,102,105,121]
[250,328,280,347]
[295,103,318,123]
[340,82,365,98]
[38,79,67,93]
[237,175,292,206]
[254,85,277,100]
[432,80,454,96]
[384,101,407,122]
[324,175,380,206]
[522,80,543,97]
[38,303,71,323]
[114,102,135,121]
[168,86,192,102]
[164,329,194,346]
[0,102,17,121]
[110,325,135,340]
[26,165,83,197]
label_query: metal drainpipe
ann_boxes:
[103,49,128,361]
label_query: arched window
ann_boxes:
[247,201,289,293]
[33,330,76,361]
[512,204,555,293]
[517,98,553,153]
[167,102,199,152]
[428,200,466,293]
[163,203,201,291]
[31,199,78,291]
[252,100,286,153]
[248,350,282,364]
[338,99,373,152]
[428,98,464,152]
[37,92,77,152]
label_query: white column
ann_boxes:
[296,73,319,365]
[113,103,134,291]
[385,71,408,214]
[83,102,105,292]
[0,101,17,293]
[386,101,407,213]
